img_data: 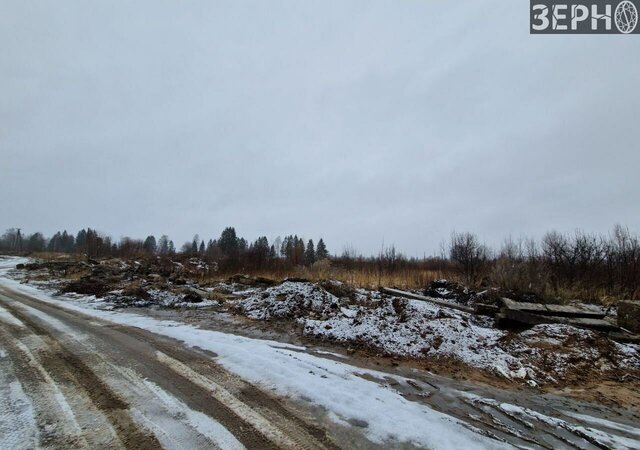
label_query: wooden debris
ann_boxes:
[474,303,500,316]
[382,287,634,336]
[380,287,474,313]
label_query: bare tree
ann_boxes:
[449,232,488,284]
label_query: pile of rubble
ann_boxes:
[233,280,640,384]
[17,257,218,309]
[424,279,545,308]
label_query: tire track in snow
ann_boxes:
[0,324,90,449]
[0,297,161,449]
[156,350,334,450]
[0,285,341,450]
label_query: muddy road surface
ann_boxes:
[0,285,345,450]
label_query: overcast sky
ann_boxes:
[1,1,639,256]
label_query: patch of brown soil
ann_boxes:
[550,380,640,411]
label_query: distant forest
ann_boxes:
[0,227,328,272]
[1,225,639,301]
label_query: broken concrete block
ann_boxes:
[618,301,640,334]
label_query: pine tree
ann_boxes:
[61,231,73,252]
[158,235,169,254]
[206,239,216,257]
[143,235,157,253]
[48,232,62,252]
[76,229,87,253]
[294,236,305,265]
[27,233,45,252]
[199,240,205,254]
[316,238,329,260]
[282,236,293,261]
[305,239,315,265]
[219,227,239,261]
[86,228,99,258]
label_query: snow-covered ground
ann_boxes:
[235,280,640,384]
[0,365,38,450]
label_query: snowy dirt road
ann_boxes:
[1,258,639,449]
[0,285,346,450]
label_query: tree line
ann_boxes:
[331,225,640,300]
[447,225,640,300]
[2,224,639,300]
[0,227,329,272]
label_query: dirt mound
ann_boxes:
[228,274,278,287]
[319,280,356,300]
[181,291,203,303]
[121,286,151,301]
[60,278,111,297]
[500,324,640,384]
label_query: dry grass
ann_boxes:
[29,252,85,262]
[314,268,449,290]
[201,261,451,290]
[21,252,631,303]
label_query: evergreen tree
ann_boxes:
[199,240,205,254]
[61,231,69,252]
[282,236,293,260]
[316,238,329,259]
[191,234,199,255]
[76,229,87,253]
[305,239,315,265]
[251,236,270,267]
[86,228,100,257]
[168,240,175,254]
[48,232,62,252]
[158,235,169,254]
[294,236,305,265]
[27,233,45,252]
[206,239,216,257]
[143,235,157,253]
[219,227,239,261]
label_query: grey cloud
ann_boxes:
[1,0,639,255]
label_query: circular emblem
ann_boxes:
[615,1,638,34]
